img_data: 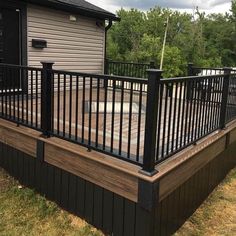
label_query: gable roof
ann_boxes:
[25,0,119,21]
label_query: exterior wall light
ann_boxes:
[69,15,77,22]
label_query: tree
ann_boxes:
[107,1,236,77]
[158,46,185,77]
[108,9,146,58]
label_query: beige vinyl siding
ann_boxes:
[27,5,105,74]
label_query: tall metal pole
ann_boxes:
[160,16,169,70]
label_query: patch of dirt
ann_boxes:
[0,169,13,192]
[69,215,87,228]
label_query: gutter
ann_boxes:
[104,19,113,74]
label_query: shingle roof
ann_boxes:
[25,0,119,20]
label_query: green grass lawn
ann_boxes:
[0,167,236,236]
[176,167,236,236]
[0,168,103,236]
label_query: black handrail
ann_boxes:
[105,59,156,79]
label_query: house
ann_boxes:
[0,0,118,81]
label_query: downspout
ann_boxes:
[104,19,113,74]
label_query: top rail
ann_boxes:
[52,68,148,84]
[160,73,228,83]
[105,59,155,79]
[107,60,151,66]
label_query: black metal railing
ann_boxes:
[0,63,42,130]
[142,67,236,172]
[45,64,148,166]
[226,71,236,123]
[0,62,236,175]
[188,63,236,76]
[105,59,155,78]
[188,63,236,124]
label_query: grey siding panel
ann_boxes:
[27,5,105,74]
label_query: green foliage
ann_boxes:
[126,34,161,62]
[159,46,185,77]
[107,1,236,77]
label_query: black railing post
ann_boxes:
[219,67,231,129]
[187,62,194,76]
[41,61,54,137]
[104,58,109,74]
[187,63,194,100]
[104,58,109,88]
[141,69,163,176]
[150,61,156,69]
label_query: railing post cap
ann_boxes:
[223,67,232,71]
[146,69,163,75]
[41,61,55,66]
[223,67,232,74]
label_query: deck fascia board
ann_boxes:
[0,118,236,203]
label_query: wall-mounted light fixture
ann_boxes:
[69,15,77,22]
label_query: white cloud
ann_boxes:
[86,0,232,14]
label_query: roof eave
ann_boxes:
[25,0,119,21]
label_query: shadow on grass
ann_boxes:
[0,168,104,236]
[176,167,236,236]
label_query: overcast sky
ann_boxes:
[87,0,232,14]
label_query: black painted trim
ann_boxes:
[138,179,159,211]
[36,140,45,162]
[0,0,27,66]
[0,141,235,236]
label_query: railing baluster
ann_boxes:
[136,83,143,162]
[162,84,168,157]
[111,79,116,153]
[95,78,100,147]
[171,82,178,152]
[75,75,79,141]
[88,77,93,147]
[119,80,124,156]
[127,82,133,159]
[17,67,20,124]
[35,70,38,128]
[156,83,164,160]
[69,74,72,138]
[57,73,60,135]
[82,76,85,143]
[103,80,108,150]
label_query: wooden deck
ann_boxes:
[0,116,236,236]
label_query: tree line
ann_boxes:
[107,1,236,77]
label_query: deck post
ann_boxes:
[104,58,109,88]
[187,62,194,76]
[187,63,194,100]
[219,67,232,129]
[150,61,156,69]
[41,61,54,137]
[141,69,163,176]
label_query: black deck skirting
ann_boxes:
[0,141,235,236]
